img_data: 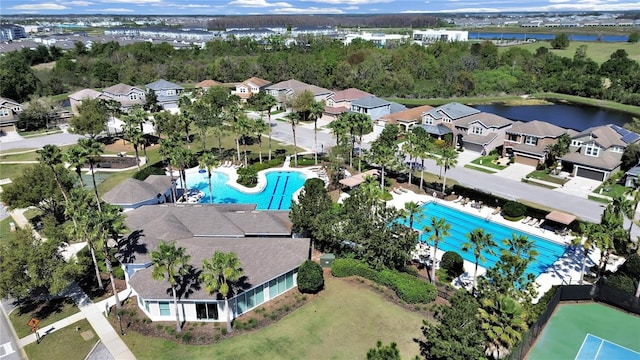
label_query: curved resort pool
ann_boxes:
[401,202,567,279]
[187,170,307,210]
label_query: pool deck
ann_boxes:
[386,190,623,302]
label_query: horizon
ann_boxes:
[2,0,639,16]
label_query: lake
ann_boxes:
[473,103,633,131]
[470,32,630,43]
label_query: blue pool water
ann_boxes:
[187,170,307,210]
[403,202,567,279]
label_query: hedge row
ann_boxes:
[331,258,436,304]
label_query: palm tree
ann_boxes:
[78,138,104,212]
[200,251,244,333]
[252,118,269,164]
[610,193,636,233]
[171,147,194,201]
[64,145,88,187]
[248,91,277,161]
[478,295,528,359]
[235,113,254,167]
[66,188,103,289]
[328,113,349,146]
[352,113,373,173]
[424,217,451,284]
[199,151,220,204]
[37,144,70,204]
[462,228,497,289]
[437,146,458,193]
[151,241,192,333]
[571,222,599,285]
[122,106,145,170]
[403,201,423,230]
[309,100,325,165]
[160,137,180,202]
[288,111,301,167]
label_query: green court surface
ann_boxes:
[528,303,640,360]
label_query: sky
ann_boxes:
[2,0,639,16]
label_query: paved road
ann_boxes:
[0,133,83,152]
[0,300,23,360]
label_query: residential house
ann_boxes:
[453,112,513,154]
[323,88,372,123]
[102,175,175,210]
[102,83,146,110]
[503,120,569,166]
[68,88,104,115]
[233,77,271,102]
[625,165,640,188]
[146,79,184,111]
[350,96,406,121]
[0,97,23,133]
[560,124,640,181]
[123,204,309,323]
[377,105,434,132]
[421,102,479,126]
[194,79,223,92]
[265,79,333,110]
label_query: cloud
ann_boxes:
[272,6,344,14]
[67,1,94,5]
[10,3,68,10]
[179,4,212,8]
[102,7,135,12]
[299,0,391,3]
[99,0,162,3]
[229,0,293,7]
[345,6,359,10]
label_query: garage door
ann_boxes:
[0,124,15,133]
[515,154,539,167]
[576,167,605,181]
[463,143,483,153]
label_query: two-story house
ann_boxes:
[233,77,271,102]
[264,79,333,110]
[503,120,570,166]
[454,112,513,154]
[421,102,479,126]
[146,79,184,111]
[0,97,23,133]
[102,83,146,110]
[350,96,406,121]
[560,124,640,181]
[194,79,223,92]
[68,88,104,115]
[377,105,433,132]
[323,88,372,123]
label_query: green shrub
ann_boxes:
[331,258,378,280]
[297,260,324,294]
[181,331,192,343]
[133,162,166,180]
[620,253,640,278]
[503,201,527,218]
[440,251,464,278]
[606,273,636,294]
[237,166,258,187]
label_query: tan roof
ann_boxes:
[455,112,513,129]
[331,88,373,102]
[339,169,380,188]
[545,210,576,225]
[379,104,433,124]
[0,97,21,106]
[102,178,165,205]
[68,89,102,101]
[461,132,499,146]
[244,76,271,88]
[574,125,627,149]
[195,79,222,88]
[103,83,142,95]
[266,79,332,97]
[560,151,621,171]
[507,120,567,138]
[324,105,348,115]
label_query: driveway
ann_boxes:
[0,133,84,152]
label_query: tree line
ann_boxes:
[2,35,639,106]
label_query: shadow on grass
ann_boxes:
[17,297,75,319]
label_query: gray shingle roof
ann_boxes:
[351,96,390,108]
[507,120,567,138]
[572,124,633,149]
[424,102,479,120]
[560,151,621,171]
[146,79,184,91]
[455,112,513,129]
[418,123,452,136]
[102,178,164,206]
[103,83,142,95]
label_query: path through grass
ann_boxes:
[124,275,427,359]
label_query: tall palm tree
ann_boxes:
[288,111,301,167]
[37,144,70,204]
[171,147,194,201]
[610,193,636,233]
[235,113,254,167]
[402,132,418,185]
[403,201,423,230]
[199,151,220,204]
[200,251,244,333]
[252,118,269,164]
[437,146,458,193]
[571,222,599,285]
[66,188,103,289]
[122,107,145,170]
[248,91,277,161]
[424,216,451,284]
[160,137,180,202]
[309,100,325,165]
[462,228,497,289]
[151,241,192,333]
[328,113,349,146]
[478,295,528,359]
[352,113,373,173]
[78,138,104,212]
[64,145,88,187]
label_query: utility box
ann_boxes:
[320,253,335,268]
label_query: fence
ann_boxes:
[509,283,640,360]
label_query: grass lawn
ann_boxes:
[0,217,16,244]
[470,155,506,170]
[10,297,80,338]
[123,276,426,360]
[0,145,73,162]
[465,164,497,174]
[20,129,63,137]
[526,170,569,185]
[0,163,36,181]
[498,41,640,65]
[593,183,627,198]
[23,319,97,360]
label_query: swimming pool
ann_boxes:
[186,170,307,210]
[402,202,567,279]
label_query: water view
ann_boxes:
[470,32,630,43]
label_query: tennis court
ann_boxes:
[528,303,640,360]
[574,334,640,359]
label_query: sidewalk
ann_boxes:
[17,284,135,360]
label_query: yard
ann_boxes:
[498,41,640,65]
[10,297,80,338]
[122,275,428,359]
[526,170,569,185]
[470,154,507,170]
[23,319,98,360]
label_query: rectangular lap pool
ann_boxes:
[403,202,567,279]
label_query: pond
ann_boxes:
[473,103,634,131]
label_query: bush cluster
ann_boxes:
[441,251,464,278]
[503,200,527,218]
[331,258,436,303]
[297,260,324,294]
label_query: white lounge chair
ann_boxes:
[453,195,463,203]
[522,216,532,224]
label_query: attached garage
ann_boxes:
[0,124,16,133]
[576,166,606,181]
[515,154,540,167]
[462,142,483,153]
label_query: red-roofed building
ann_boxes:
[233,77,271,101]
